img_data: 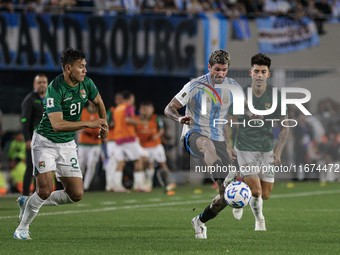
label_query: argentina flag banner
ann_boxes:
[257,17,320,54]
[200,13,228,72]
[232,16,251,40]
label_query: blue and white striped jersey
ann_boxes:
[175,73,244,142]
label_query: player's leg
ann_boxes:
[43,140,83,206]
[196,136,221,166]
[22,148,34,196]
[77,145,87,176]
[105,141,118,191]
[112,143,129,192]
[243,175,265,227]
[14,171,54,239]
[130,142,149,192]
[14,133,56,239]
[233,148,262,222]
[83,146,101,190]
[152,144,176,192]
[261,180,273,200]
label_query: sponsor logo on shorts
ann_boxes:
[80,89,86,99]
[39,161,45,169]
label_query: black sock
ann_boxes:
[199,205,218,223]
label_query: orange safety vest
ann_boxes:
[136,114,162,148]
[78,107,101,145]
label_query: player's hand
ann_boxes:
[227,145,237,161]
[270,152,281,165]
[246,110,263,120]
[98,126,108,139]
[89,118,107,129]
[25,140,31,150]
[178,115,193,125]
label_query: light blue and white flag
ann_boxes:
[232,16,251,40]
[257,17,320,54]
[200,13,228,72]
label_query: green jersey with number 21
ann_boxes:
[36,74,99,143]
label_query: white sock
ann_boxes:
[17,192,45,230]
[43,190,74,206]
[84,162,97,190]
[134,171,144,187]
[146,168,155,182]
[250,195,264,221]
[113,171,123,188]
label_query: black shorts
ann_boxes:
[183,131,232,181]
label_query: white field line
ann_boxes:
[1,189,340,220]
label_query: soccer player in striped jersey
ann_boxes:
[227,53,289,231]
[165,49,253,239]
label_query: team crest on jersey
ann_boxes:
[39,161,45,169]
[222,93,229,104]
[265,103,271,109]
[80,89,86,99]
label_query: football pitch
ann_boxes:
[1,182,340,254]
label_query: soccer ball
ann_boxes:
[224,181,252,208]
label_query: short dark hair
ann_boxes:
[251,53,271,69]
[61,47,85,70]
[140,101,154,107]
[209,50,231,67]
[34,73,47,80]
[121,90,134,100]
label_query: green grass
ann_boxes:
[1,181,340,254]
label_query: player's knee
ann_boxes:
[262,193,270,200]
[68,190,84,202]
[200,139,214,152]
[37,189,52,200]
[251,188,262,198]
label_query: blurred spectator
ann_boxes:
[330,0,340,22]
[293,113,314,180]
[264,0,292,16]
[201,0,221,12]
[7,131,26,193]
[187,0,203,14]
[0,0,15,12]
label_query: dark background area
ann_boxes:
[0,70,188,115]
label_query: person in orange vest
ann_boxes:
[136,102,176,194]
[105,92,123,191]
[112,91,149,192]
[77,101,102,190]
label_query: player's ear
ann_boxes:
[249,69,252,77]
[65,64,71,73]
[267,71,271,78]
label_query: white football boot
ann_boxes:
[17,195,29,222]
[232,208,243,220]
[191,216,207,239]
[13,229,32,240]
[223,171,239,187]
[255,218,266,231]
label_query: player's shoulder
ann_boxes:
[184,74,208,91]
[48,74,64,91]
[266,84,282,94]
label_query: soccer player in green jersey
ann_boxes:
[226,53,289,231]
[14,47,108,240]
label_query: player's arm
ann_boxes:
[21,96,33,150]
[151,117,165,140]
[48,112,106,132]
[270,115,289,165]
[91,92,109,138]
[125,116,147,126]
[164,97,192,125]
[223,114,237,161]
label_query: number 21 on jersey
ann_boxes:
[70,102,81,115]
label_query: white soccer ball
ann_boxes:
[224,181,252,208]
